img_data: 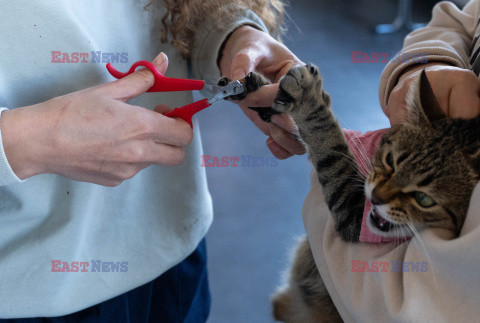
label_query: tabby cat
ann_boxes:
[231,64,480,322]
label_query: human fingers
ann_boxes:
[386,78,411,126]
[426,68,480,119]
[133,106,193,147]
[266,137,293,160]
[236,83,279,108]
[153,103,173,114]
[105,52,169,101]
[271,114,299,135]
[117,140,187,168]
[448,78,480,119]
[268,122,306,155]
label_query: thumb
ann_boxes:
[230,51,257,81]
[110,52,169,102]
[152,52,169,74]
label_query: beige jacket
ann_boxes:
[307,1,480,321]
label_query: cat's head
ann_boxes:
[365,70,480,238]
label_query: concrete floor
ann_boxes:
[198,0,439,322]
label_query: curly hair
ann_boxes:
[146,0,286,58]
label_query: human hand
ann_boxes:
[386,64,480,125]
[1,52,193,187]
[219,25,306,159]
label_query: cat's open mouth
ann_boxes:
[370,208,398,232]
[368,207,413,238]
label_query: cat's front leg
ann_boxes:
[273,64,364,242]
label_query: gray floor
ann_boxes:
[198,0,437,322]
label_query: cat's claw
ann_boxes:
[272,64,327,115]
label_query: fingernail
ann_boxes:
[232,70,245,81]
[271,115,284,128]
[266,137,274,145]
[154,52,167,66]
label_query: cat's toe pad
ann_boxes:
[272,64,324,114]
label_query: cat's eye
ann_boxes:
[412,191,436,208]
[385,152,394,169]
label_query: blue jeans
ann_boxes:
[3,239,210,323]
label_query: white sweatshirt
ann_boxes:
[0,0,267,317]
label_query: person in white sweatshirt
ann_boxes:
[0,0,304,320]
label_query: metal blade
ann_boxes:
[207,80,244,104]
[201,83,224,97]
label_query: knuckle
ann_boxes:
[167,149,185,166]
[233,51,251,65]
[270,125,283,140]
[278,152,293,160]
[250,96,263,107]
[105,180,122,187]
[295,144,307,155]
[242,92,262,107]
[178,127,194,146]
[134,112,154,134]
[136,69,153,86]
[114,166,138,181]
[126,145,147,163]
[122,168,138,180]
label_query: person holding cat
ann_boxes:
[0,0,303,321]
[301,0,480,321]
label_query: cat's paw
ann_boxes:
[273,64,330,115]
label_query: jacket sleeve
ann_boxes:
[379,0,479,112]
[0,108,25,186]
[190,4,269,81]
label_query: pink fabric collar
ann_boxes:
[343,129,398,243]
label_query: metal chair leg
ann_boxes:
[375,0,426,34]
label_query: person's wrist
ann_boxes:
[1,105,48,179]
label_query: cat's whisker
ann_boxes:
[398,226,407,245]
[330,151,367,181]
[331,150,359,167]
[406,223,438,286]
[346,135,373,171]
[329,152,368,188]
[332,114,373,172]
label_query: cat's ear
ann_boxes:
[407,70,446,126]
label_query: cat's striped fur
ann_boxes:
[272,64,365,243]
[267,64,480,322]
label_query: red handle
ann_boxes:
[106,60,205,92]
[164,98,211,128]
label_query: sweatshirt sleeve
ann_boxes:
[190,4,269,81]
[0,108,25,186]
[379,0,479,112]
